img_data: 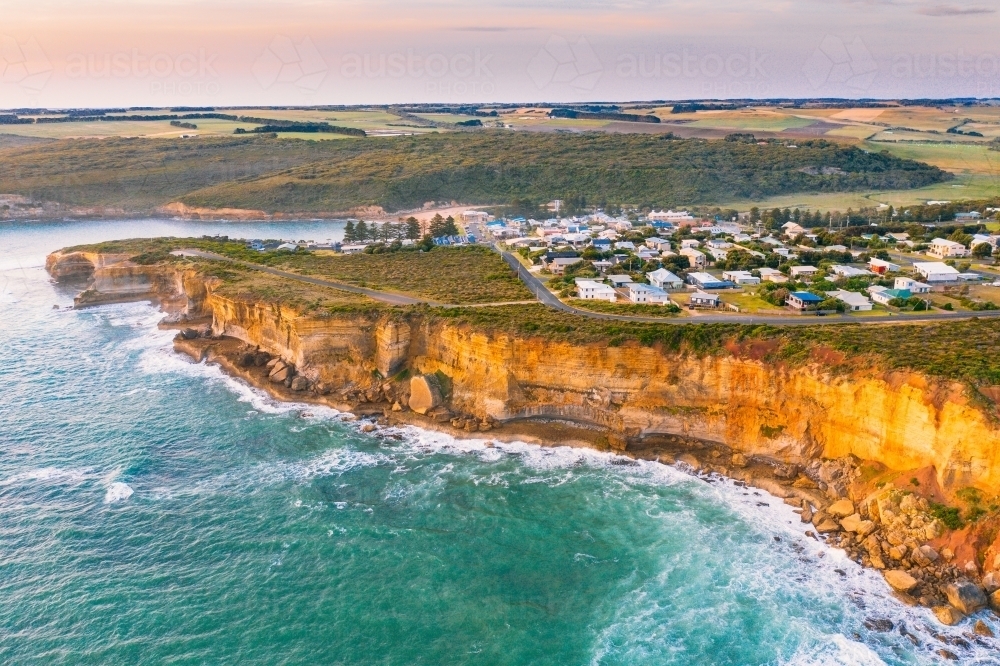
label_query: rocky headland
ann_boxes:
[47,247,1000,631]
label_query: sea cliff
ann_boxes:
[47,249,1000,619]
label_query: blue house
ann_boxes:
[787,291,824,310]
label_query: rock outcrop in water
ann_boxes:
[47,249,1000,619]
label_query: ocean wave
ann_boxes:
[0,466,92,487]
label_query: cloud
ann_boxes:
[449,26,525,32]
[916,4,995,14]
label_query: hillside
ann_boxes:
[0,132,950,214]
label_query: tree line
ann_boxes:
[342,214,461,243]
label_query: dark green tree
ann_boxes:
[405,216,421,240]
[343,220,356,242]
[973,242,993,258]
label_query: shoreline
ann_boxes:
[166,324,999,634]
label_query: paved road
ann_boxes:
[494,246,1000,326]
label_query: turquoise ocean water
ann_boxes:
[1,219,996,664]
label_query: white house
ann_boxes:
[927,238,969,259]
[868,258,901,274]
[615,241,636,251]
[913,262,961,282]
[757,267,788,283]
[576,280,617,302]
[722,270,760,286]
[706,239,732,250]
[680,239,701,249]
[894,277,931,293]
[827,289,872,311]
[608,274,633,288]
[829,265,873,277]
[689,290,720,308]
[707,247,729,261]
[789,265,819,278]
[647,268,683,290]
[680,247,707,269]
[340,243,369,254]
[627,283,671,304]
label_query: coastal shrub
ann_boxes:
[929,502,964,530]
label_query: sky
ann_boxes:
[1,0,999,107]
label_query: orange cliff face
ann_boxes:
[47,251,1000,495]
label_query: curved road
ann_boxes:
[176,247,1000,326]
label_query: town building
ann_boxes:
[789,265,819,278]
[757,267,788,283]
[608,274,633,288]
[576,280,617,302]
[927,238,969,259]
[679,247,707,269]
[912,262,961,282]
[787,291,824,310]
[686,272,736,290]
[627,283,671,304]
[721,270,760,286]
[869,287,911,306]
[688,290,721,308]
[829,265,873,277]
[547,257,583,274]
[646,268,683,290]
[827,289,872,311]
[894,277,931,293]
[868,258,901,274]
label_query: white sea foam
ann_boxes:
[104,482,134,504]
[0,466,92,487]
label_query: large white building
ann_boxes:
[913,262,961,282]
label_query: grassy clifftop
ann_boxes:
[2,132,950,213]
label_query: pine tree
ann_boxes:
[442,215,460,236]
[356,220,368,241]
[428,213,446,238]
[405,216,420,240]
[343,220,356,242]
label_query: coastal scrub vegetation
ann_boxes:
[2,131,949,213]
